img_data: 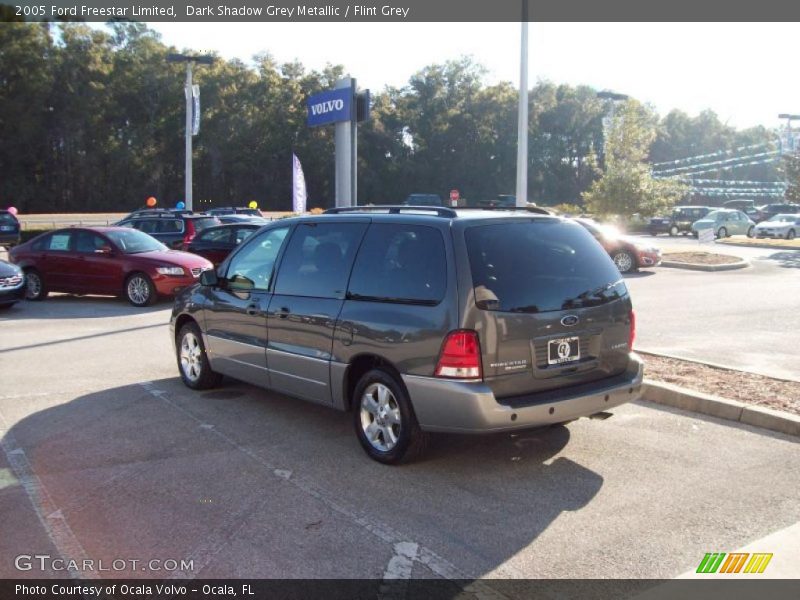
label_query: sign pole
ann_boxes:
[334,77,355,207]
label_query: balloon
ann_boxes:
[248,200,258,209]
[146,196,157,207]
[7,206,17,216]
[176,201,186,210]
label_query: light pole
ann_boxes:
[597,90,629,165]
[515,1,529,207]
[166,53,215,212]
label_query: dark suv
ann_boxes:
[0,210,21,248]
[649,206,710,236]
[170,206,643,464]
[116,212,220,249]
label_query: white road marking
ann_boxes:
[383,542,418,580]
[139,381,523,594]
[0,409,95,580]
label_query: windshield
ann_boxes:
[465,220,627,313]
[0,213,17,225]
[193,217,220,231]
[768,214,798,222]
[105,229,167,254]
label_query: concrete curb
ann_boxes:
[659,258,750,271]
[641,380,800,437]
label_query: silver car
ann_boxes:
[753,213,800,240]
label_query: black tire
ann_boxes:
[787,229,796,240]
[717,227,728,239]
[176,321,222,390]
[24,269,48,301]
[747,226,754,238]
[612,250,636,274]
[124,272,156,307]
[352,368,429,465]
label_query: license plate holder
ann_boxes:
[547,337,580,365]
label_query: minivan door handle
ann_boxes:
[246,304,259,316]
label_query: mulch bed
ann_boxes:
[640,352,800,417]
[662,251,742,265]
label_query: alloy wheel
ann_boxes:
[180,331,203,383]
[359,383,402,452]
[127,276,150,305]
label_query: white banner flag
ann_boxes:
[192,85,200,136]
[292,153,307,213]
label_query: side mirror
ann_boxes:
[199,269,219,286]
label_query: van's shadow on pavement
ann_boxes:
[0,294,167,320]
[0,378,604,581]
[761,251,800,269]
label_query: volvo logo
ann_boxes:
[561,315,579,327]
[310,99,345,115]
[557,342,572,359]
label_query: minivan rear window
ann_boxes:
[465,220,627,313]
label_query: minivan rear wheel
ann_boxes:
[353,369,428,464]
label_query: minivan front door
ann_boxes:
[267,221,368,405]
[203,226,290,387]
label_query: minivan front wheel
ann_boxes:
[353,369,428,464]
[177,322,221,390]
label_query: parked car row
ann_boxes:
[649,202,800,238]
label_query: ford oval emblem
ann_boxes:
[561,315,579,327]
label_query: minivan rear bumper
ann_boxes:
[403,353,644,433]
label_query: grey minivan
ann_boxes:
[170,207,643,464]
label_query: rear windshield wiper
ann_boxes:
[561,281,622,309]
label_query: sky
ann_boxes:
[146,22,797,130]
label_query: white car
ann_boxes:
[753,213,800,240]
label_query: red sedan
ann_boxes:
[575,218,661,274]
[9,227,213,306]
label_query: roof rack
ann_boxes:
[457,205,557,215]
[324,205,458,218]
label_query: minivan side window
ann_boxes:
[273,222,367,299]
[225,226,289,291]
[348,224,446,305]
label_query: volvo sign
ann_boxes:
[307,87,353,127]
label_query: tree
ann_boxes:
[582,100,686,216]
[780,152,800,203]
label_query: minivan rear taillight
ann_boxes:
[629,310,636,349]
[435,330,482,379]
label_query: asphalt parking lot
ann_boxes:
[1,295,798,585]
[626,236,800,381]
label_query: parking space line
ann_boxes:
[0,409,95,580]
[139,382,522,594]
